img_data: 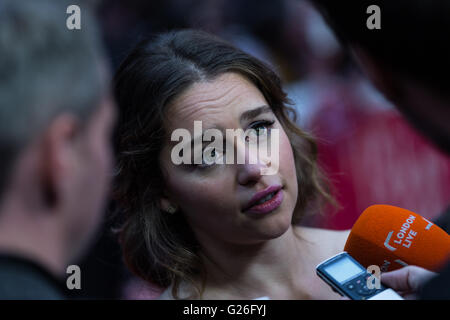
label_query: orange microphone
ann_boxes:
[344,205,450,272]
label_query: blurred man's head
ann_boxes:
[311,0,450,153]
[0,0,115,273]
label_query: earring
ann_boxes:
[166,204,178,214]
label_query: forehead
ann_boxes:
[165,72,268,131]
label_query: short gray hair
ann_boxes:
[0,0,106,196]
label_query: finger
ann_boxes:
[381,268,413,291]
[381,266,437,292]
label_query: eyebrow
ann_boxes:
[206,104,272,132]
[239,105,272,123]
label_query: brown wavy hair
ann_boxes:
[113,29,335,299]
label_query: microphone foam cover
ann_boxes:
[344,205,450,272]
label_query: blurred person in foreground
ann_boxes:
[311,0,450,299]
[0,0,116,299]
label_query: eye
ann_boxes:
[246,120,275,142]
[195,147,224,169]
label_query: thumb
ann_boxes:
[381,266,437,293]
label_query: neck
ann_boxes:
[196,225,313,299]
[0,199,67,278]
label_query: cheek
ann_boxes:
[91,127,114,184]
[278,131,298,197]
[77,128,113,213]
[279,131,297,176]
[171,176,223,206]
[167,172,233,217]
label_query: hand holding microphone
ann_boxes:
[317,204,449,299]
[381,266,438,299]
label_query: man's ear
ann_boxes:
[40,114,80,207]
[350,45,403,101]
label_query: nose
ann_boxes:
[236,140,272,185]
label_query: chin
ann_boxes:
[251,210,293,241]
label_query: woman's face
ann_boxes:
[159,72,298,246]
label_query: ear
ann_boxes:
[159,197,170,212]
[159,196,178,213]
[40,114,80,207]
[158,184,180,214]
[350,45,403,100]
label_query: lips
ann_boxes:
[243,185,283,214]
